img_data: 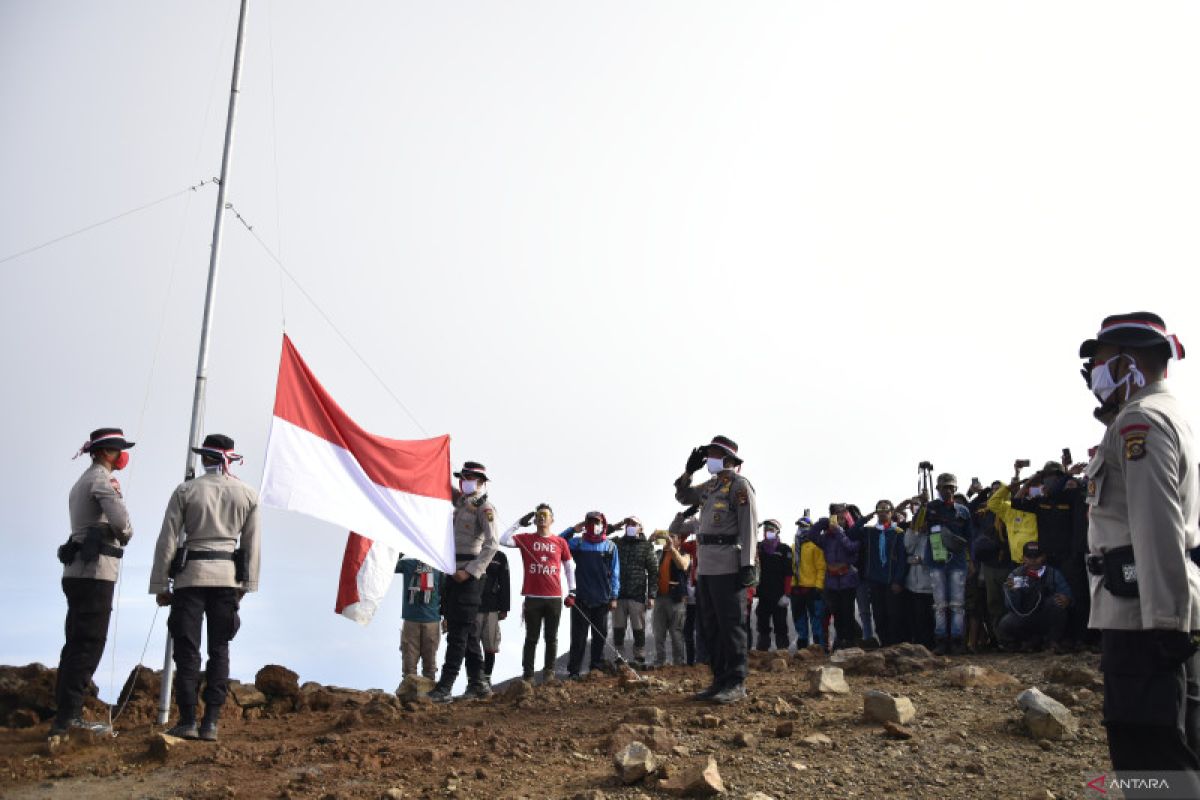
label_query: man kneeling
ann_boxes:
[997,541,1071,652]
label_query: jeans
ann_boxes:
[790,588,825,647]
[855,581,874,641]
[567,602,611,674]
[651,596,687,666]
[929,567,966,640]
[521,597,561,677]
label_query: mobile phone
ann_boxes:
[1062,448,1072,465]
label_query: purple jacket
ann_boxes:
[815,518,861,590]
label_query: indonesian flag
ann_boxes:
[261,335,454,624]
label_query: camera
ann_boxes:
[1015,459,1031,469]
[918,461,933,472]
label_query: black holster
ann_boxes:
[79,526,105,563]
[168,547,189,578]
[233,548,248,583]
[1100,545,1139,598]
[56,538,80,565]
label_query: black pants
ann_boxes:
[1101,628,1200,795]
[439,575,483,686]
[683,603,698,665]
[567,602,610,674]
[868,581,906,645]
[169,587,241,719]
[54,578,114,723]
[824,587,860,650]
[697,573,748,689]
[522,597,561,677]
[754,595,790,651]
[905,590,935,648]
[997,601,1067,646]
[1048,552,1091,643]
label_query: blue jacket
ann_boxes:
[560,528,620,606]
[853,521,909,585]
[1003,564,1072,615]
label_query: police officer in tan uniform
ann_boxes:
[51,428,135,737]
[428,460,500,703]
[1080,312,1200,783]
[675,435,758,704]
[149,434,260,741]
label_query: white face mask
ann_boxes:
[706,457,726,474]
[460,479,478,495]
[1027,486,1043,498]
[1090,354,1145,404]
[765,528,779,540]
[624,525,638,537]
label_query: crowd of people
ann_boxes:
[392,457,1099,701]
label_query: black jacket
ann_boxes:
[1010,484,1087,558]
[756,541,794,602]
[479,551,510,614]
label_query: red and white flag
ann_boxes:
[261,335,454,624]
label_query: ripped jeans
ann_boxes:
[928,567,966,640]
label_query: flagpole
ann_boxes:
[156,0,251,727]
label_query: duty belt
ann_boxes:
[186,551,236,561]
[1087,545,1138,598]
[698,534,739,546]
[455,552,480,562]
[87,543,123,559]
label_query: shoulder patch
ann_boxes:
[736,489,749,506]
[109,477,123,497]
[1124,434,1147,461]
[484,508,495,522]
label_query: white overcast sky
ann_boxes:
[2,1,1198,698]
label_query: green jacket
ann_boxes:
[614,534,659,601]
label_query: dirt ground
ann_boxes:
[0,646,1110,800]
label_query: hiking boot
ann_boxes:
[711,683,747,705]
[198,722,219,742]
[49,717,110,739]
[691,683,721,701]
[522,671,535,683]
[541,669,559,685]
[426,684,455,704]
[166,721,199,740]
[463,680,492,700]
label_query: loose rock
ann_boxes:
[882,721,913,739]
[1016,688,1078,741]
[614,741,656,784]
[947,665,1019,689]
[775,721,794,738]
[148,732,185,762]
[862,690,916,724]
[660,756,725,797]
[808,666,849,695]
[255,665,300,698]
[801,733,833,748]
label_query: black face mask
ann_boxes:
[1042,476,1064,496]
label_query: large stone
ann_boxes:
[148,732,185,762]
[808,666,849,695]
[1016,688,1078,741]
[839,652,888,676]
[395,676,437,701]
[801,733,833,748]
[862,690,915,724]
[613,740,656,784]
[829,647,866,663]
[1043,664,1102,690]
[255,665,300,698]
[947,665,1019,689]
[607,723,677,755]
[660,756,725,797]
[228,680,268,708]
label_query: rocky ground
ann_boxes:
[0,644,1110,799]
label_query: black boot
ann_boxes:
[198,706,220,742]
[166,706,199,740]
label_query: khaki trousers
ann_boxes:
[401,620,440,680]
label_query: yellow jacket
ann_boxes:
[987,484,1039,563]
[792,538,826,590]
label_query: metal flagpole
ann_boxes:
[157,0,251,726]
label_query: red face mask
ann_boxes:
[113,451,130,470]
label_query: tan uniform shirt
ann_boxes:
[675,471,758,576]
[1086,383,1200,631]
[63,463,133,582]
[148,469,261,594]
[453,490,499,580]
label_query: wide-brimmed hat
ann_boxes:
[82,427,135,453]
[1079,312,1185,360]
[453,461,489,481]
[703,435,742,464]
[192,433,242,464]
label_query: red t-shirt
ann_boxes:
[511,533,573,598]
